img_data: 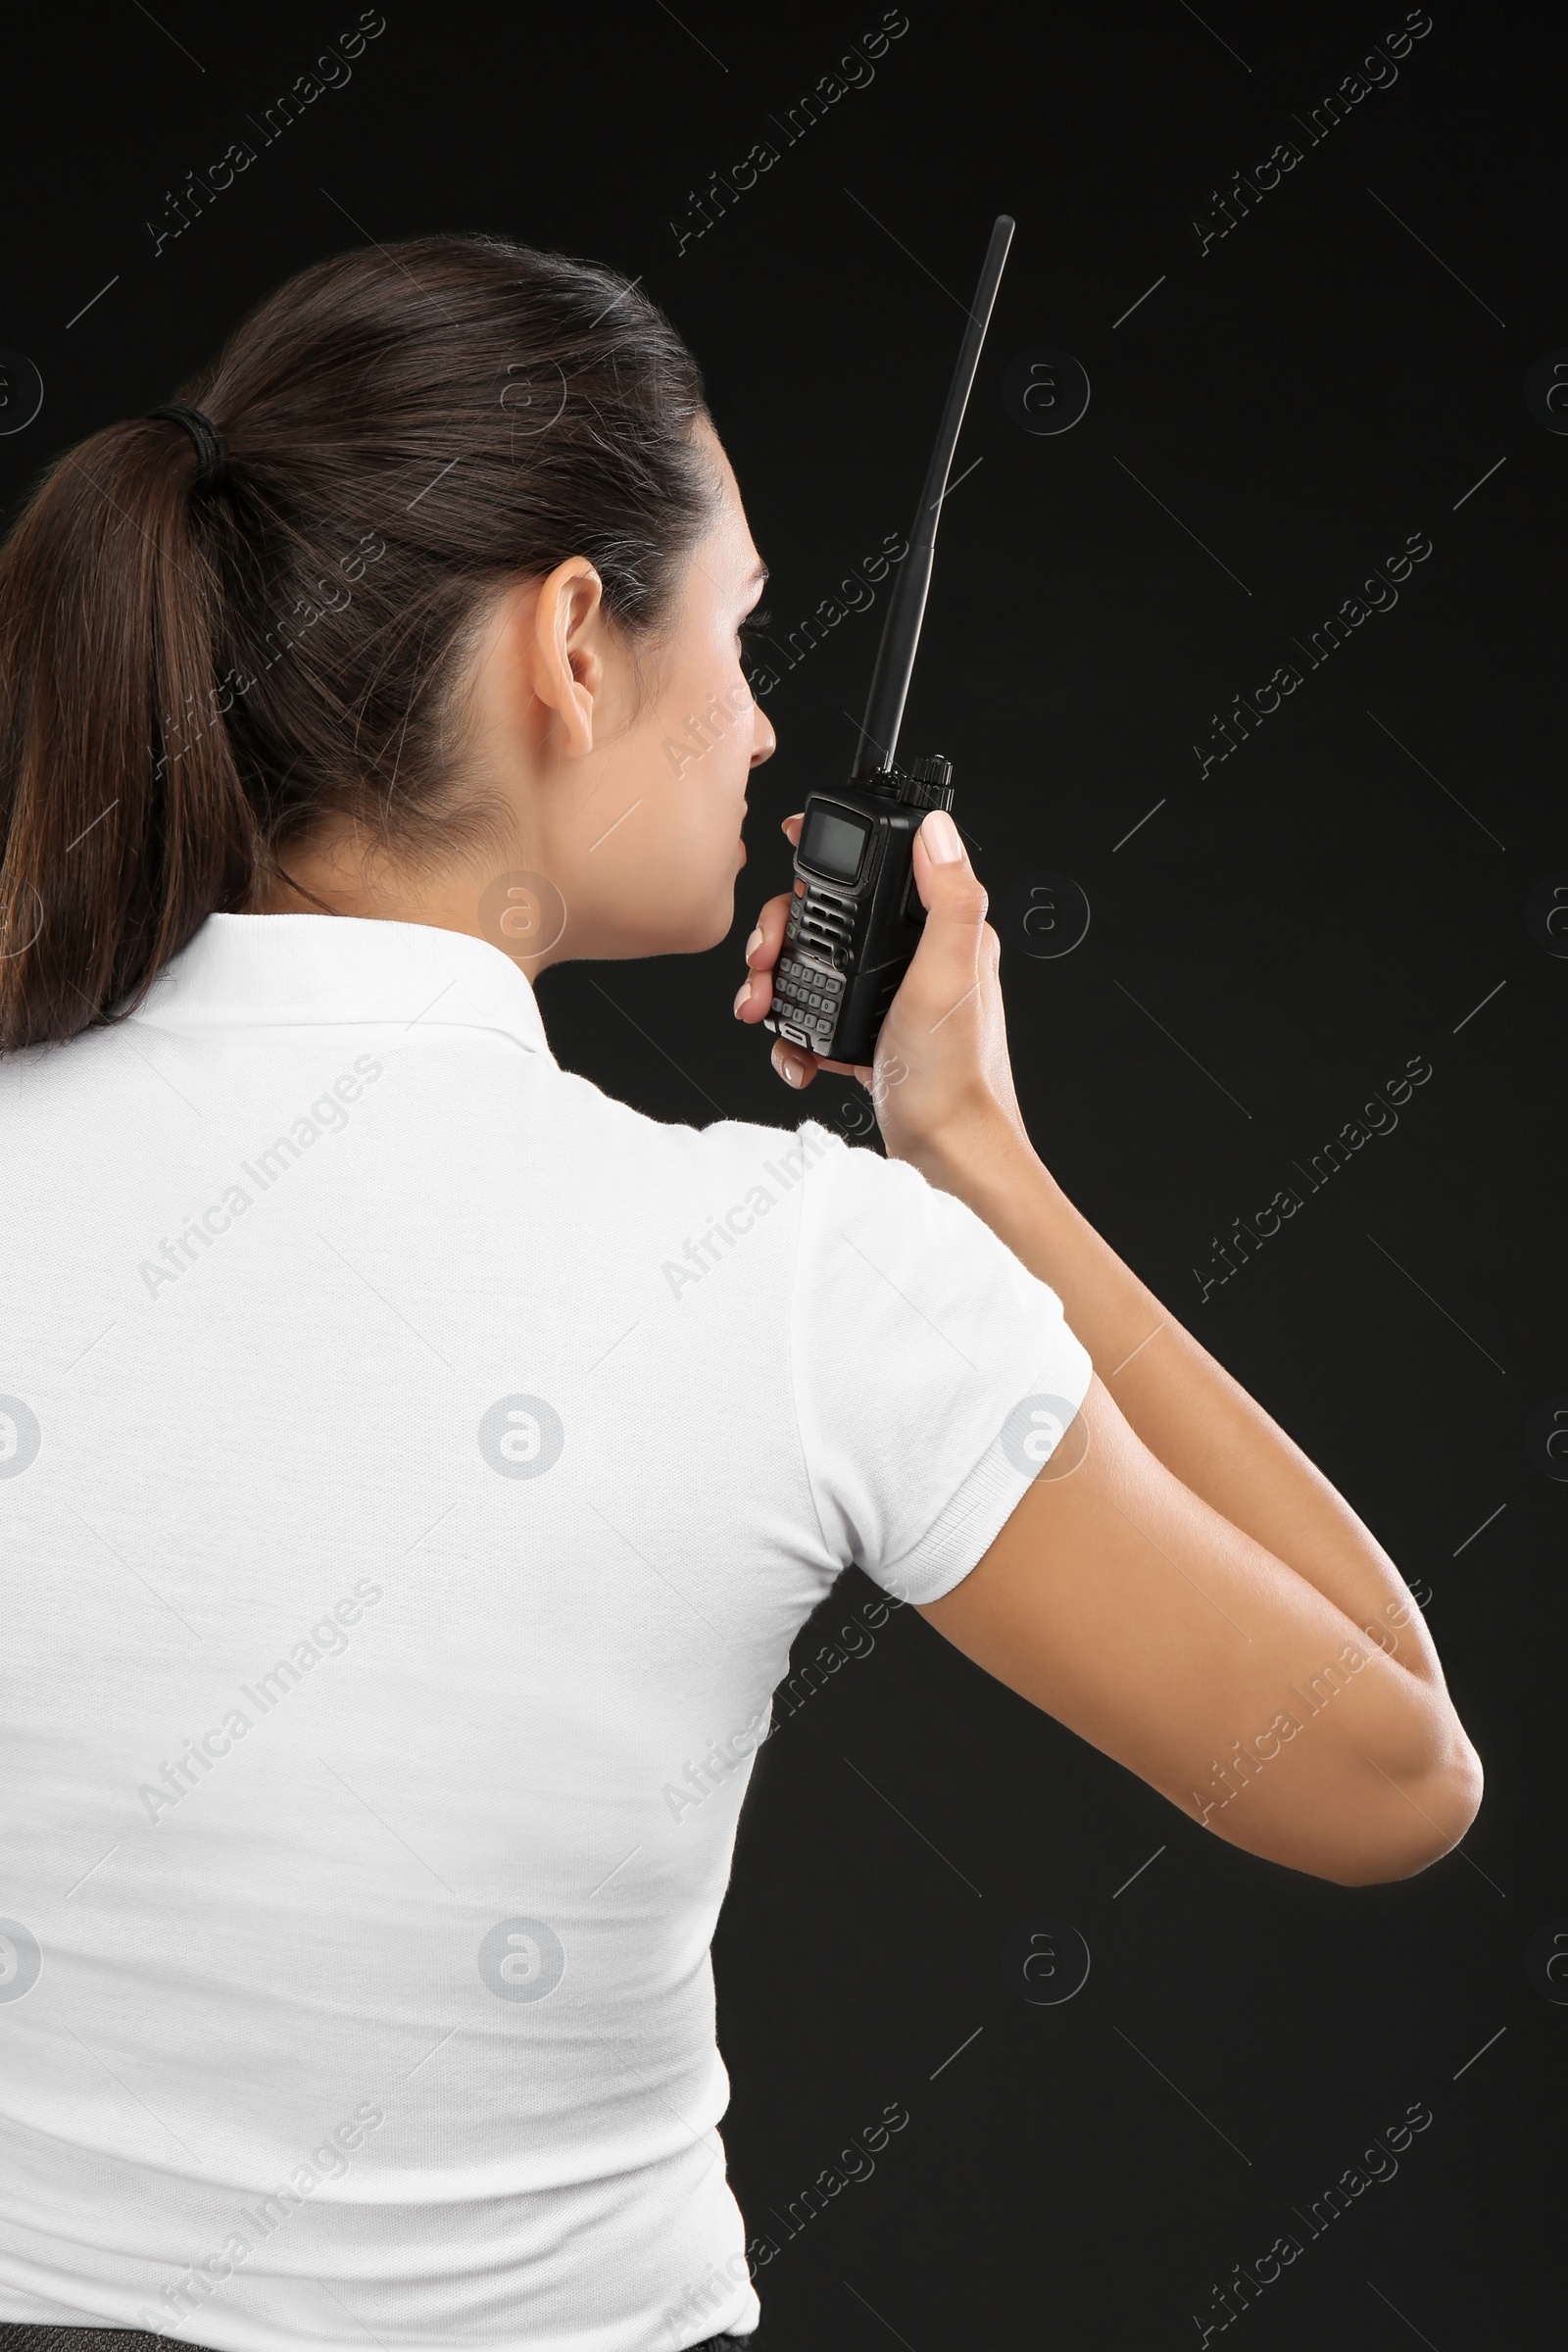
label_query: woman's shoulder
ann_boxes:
[553,1072,858,1200]
[542,1076,980,1305]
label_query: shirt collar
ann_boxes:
[129,912,555,1063]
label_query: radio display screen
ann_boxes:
[800,805,869,883]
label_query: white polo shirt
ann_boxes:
[0,912,1092,2352]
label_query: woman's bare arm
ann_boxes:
[916,1113,1446,1690]
[739,809,1483,1884]
[915,1363,1480,1886]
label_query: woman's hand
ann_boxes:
[733,808,1035,1187]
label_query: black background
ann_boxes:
[4,1,1562,2344]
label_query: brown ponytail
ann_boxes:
[0,234,714,1052]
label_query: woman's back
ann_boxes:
[0,909,1089,2349]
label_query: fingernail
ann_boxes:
[733,977,753,1014]
[744,924,763,959]
[921,809,962,863]
[781,811,804,831]
[773,1049,800,1086]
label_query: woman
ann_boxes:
[0,234,1480,2352]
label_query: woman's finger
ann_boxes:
[733,889,795,1023]
[770,1043,871,1090]
[770,1039,816,1088]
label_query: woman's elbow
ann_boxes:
[1326,1730,1485,1887]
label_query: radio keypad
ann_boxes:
[772,951,843,1041]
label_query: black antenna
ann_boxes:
[851,214,1015,782]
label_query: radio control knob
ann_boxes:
[904,753,953,807]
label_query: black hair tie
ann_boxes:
[147,404,228,495]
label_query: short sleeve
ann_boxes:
[786,1120,1095,1604]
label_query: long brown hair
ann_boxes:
[0,234,715,1052]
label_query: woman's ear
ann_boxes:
[531,557,607,757]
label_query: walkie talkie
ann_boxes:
[763,214,1014,1067]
